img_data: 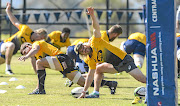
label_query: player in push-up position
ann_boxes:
[18,40,119,94]
[77,7,146,98]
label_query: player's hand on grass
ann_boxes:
[18,56,28,61]
[78,91,86,99]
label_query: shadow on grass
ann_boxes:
[103,86,137,89]
[104,77,130,79]
[0,75,13,78]
[15,73,36,75]
[14,73,61,75]
[100,95,134,100]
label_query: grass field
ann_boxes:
[0,38,179,106]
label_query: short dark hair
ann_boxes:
[62,27,71,34]
[109,24,122,35]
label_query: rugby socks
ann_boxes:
[37,69,46,92]
[90,80,108,87]
[92,90,99,95]
[101,80,108,86]
[5,64,11,71]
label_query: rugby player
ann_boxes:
[77,7,146,98]
[0,3,47,75]
[19,40,119,95]
[120,32,146,69]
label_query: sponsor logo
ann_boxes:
[150,32,159,96]
[158,101,162,106]
[128,65,131,70]
[151,0,158,22]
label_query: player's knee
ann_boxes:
[7,42,15,50]
[9,43,15,49]
[36,59,43,66]
[96,65,104,74]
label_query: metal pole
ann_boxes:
[22,0,26,24]
[126,0,129,37]
[106,0,109,30]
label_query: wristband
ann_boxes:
[82,90,87,93]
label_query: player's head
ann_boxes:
[34,28,48,41]
[20,42,32,55]
[74,42,92,55]
[108,24,122,42]
[74,43,92,61]
[61,27,71,42]
[74,42,92,60]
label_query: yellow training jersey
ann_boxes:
[84,36,127,69]
[128,32,146,45]
[91,30,109,42]
[47,31,71,49]
[71,31,109,46]
[176,33,180,37]
[71,39,89,46]
[32,40,63,59]
[4,24,34,49]
[100,30,109,42]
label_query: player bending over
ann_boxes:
[18,41,117,94]
[120,32,146,69]
[77,7,146,98]
[0,3,47,75]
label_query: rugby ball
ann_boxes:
[71,87,89,98]
[134,86,146,97]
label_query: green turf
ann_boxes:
[0,38,179,106]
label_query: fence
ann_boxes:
[0,0,145,40]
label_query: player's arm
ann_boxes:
[87,7,101,38]
[78,69,95,98]
[5,3,21,29]
[18,45,40,61]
